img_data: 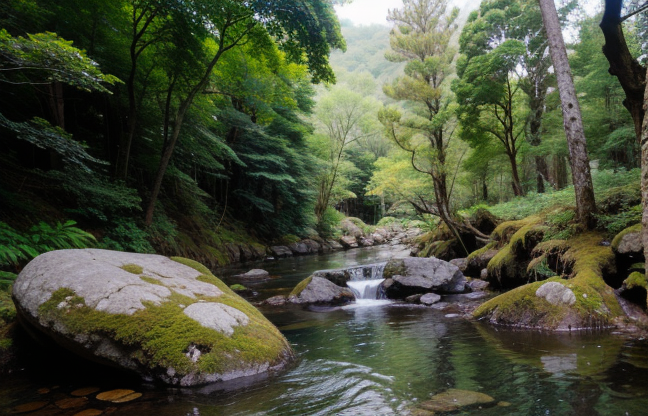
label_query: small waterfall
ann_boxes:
[345,263,388,304]
[347,279,385,300]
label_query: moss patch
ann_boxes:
[475,232,623,330]
[121,264,143,275]
[624,272,647,290]
[230,284,247,291]
[491,216,542,244]
[290,276,313,297]
[37,258,291,380]
[140,276,163,286]
[467,242,497,261]
[611,223,641,251]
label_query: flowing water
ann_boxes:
[2,245,648,416]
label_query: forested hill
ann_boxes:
[0,0,346,271]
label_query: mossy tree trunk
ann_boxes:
[538,0,597,228]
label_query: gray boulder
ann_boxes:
[288,242,309,255]
[303,239,322,253]
[289,276,354,305]
[359,237,375,247]
[269,246,293,258]
[382,257,467,298]
[340,218,364,238]
[232,269,270,280]
[327,240,344,250]
[339,235,359,249]
[12,249,293,386]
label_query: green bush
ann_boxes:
[98,218,154,253]
[317,207,345,238]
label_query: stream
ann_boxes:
[2,245,648,415]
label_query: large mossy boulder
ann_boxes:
[288,276,354,305]
[381,257,466,298]
[474,233,624,331]
[12,249,293,386]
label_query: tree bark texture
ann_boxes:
[538,0,597,227]
[642,66,648,295]
[600,0,646,141]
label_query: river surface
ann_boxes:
[2,245,648,415]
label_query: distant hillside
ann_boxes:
[330,20,404,85]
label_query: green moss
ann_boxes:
[230,284,247,291]
[140,276,164,286]
[290,276,313,296]
[476,232,624,330]
[200,244,230,267]
[487,246,515,280]
[121,264,143,275]
[611,223,641,251]
[38,260,291,378]
[467,242,497,261]
[624,272,647,290]
[171,256,212,276]
[491,216,542,243]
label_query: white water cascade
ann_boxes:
[344,263,391,307]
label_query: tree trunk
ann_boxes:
[642,66,648,304]
[538,0,597,227]
[600,0,646,141]
[508,152,523,196]
[535,155,548,193]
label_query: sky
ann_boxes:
[334,0,474,26]
[334,0,600,26]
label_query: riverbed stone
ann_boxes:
[449,258,468,272]
[340,218,364,238]
[382,257,467,298]
[289,276,354,305]
[339,236,358,249]
[303,239,322,253]
[288,242,310,255]
[327,240,344,250]
[269,246,293,258]
[420,293,442,305]
[469,278,490,291]
[12,249,293,386]
[419,389,495,412]
[232,269,270,280]
[359,237,375,247]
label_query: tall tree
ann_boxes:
[600,0,646,141]
[379,0,487,239]
[143,0,345,225]
[537,0,596,227]
[454,4,528,197]
[312,86,379,223]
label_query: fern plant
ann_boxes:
[0,220,96,268]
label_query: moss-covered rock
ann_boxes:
[12,249,293,386]
[619,271,647,309]
[475,233,624,331]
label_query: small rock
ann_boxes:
[264,295,287,306]
[535,281,576,306]
[419,389,495,412]
[469,279,489,291]
[420,293,442,305]
[450,258,468,272]
[405,294,422,303]
[269,246,293,258]
[480,268,488,280]
[232,269,270,280]
[71,387,100,397]
[339,235,358,249]
[55,397,88,409]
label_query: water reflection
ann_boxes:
[2,246,648,416]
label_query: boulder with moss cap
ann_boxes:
[12,249,293,386]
